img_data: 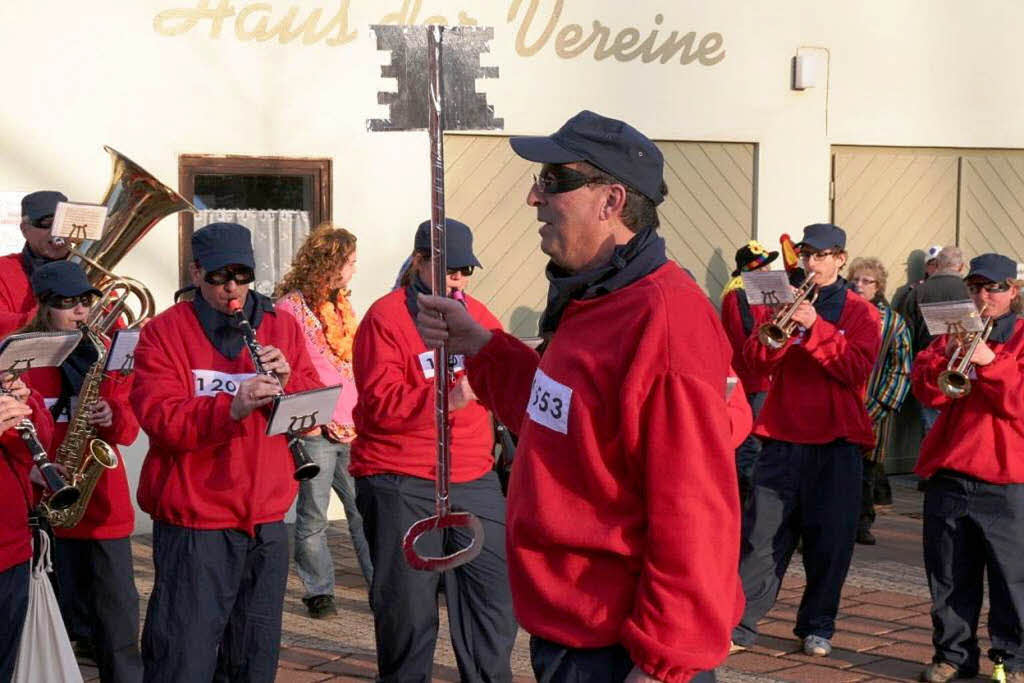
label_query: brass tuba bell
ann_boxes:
[62,146,196,331]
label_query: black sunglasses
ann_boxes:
[29,217,54,230]
[204,267,255,286]
[532,165,614,195]
[47,294,95,310]
[967,281,1011,294]
[447,266,475,277]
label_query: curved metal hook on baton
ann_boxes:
[400,24,484,571]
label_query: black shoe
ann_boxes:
[72,637,97,663]
[856,529,876,545]
[302,594,337,619]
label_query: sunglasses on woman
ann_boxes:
[47,294,95,310]
[967,281,1011,294]
[447,266,475,277]
[204,266,256,286]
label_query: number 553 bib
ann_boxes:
[527,368,572,434]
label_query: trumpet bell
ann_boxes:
[757,322,789,350]
[937,369,971,399]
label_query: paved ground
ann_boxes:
[75,476,993,682]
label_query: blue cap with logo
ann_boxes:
[798,223,847,252]
[191,222,256,272]
[509,110,665,205]
[414,219,482,270]
[22,191,68,224]
[30,261,101,300]
[967,253,1017,283]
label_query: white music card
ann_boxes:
[741,271,794,306]
[0,331,82,375]
[104,329,141,374]
[920,300,986,336]
[266,384,343,436]
[50,202,108,241]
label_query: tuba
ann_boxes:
[42,325,118,527]
[60,146,196,329]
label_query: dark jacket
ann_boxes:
[903,272,970,354]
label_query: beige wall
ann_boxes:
[3,0,1024,529]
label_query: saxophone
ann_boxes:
[43,325,119,528]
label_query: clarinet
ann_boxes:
[228,301,321,481]
[2,385,81,510]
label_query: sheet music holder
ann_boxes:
[740,271,794,306]
[920,300,986,337]
[266,384,343,437]
[0,331,82,376]
[51,202,108,242]
[104,329,141,374]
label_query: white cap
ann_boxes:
[926,245,943,261]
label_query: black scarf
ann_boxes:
[191,290,274,360]
[813,277,849,325]
[539,226,668,336]
[49,337,101,422]
[988,311,1020,344]
[404,273,433,320]
[20,244,55,277]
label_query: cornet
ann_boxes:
[937,307,994,399]
[757,274,819,350]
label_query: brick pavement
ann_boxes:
[75,476,991,682]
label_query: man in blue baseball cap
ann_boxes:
[0,190,73,337]
[415,111,740,681]
[912,252,1024,683]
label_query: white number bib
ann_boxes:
[192,370,255,397]
[527,368,572,434]
[417,351,465,380]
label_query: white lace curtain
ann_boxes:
[194,209,311,296]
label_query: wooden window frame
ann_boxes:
[177,155,331,287]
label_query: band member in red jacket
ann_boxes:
[417,111,738,683]
[912,253,1024,683]
[19,260,143,683]
[732,223,881,657]
[130,223,321,683]
[0,191,73,337]
[0,379,54,681]
[351,218,517,682]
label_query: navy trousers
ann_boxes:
[733,439,862,645]
[0,560,30,681]
[53,536,143,682]
[923,473,1024,675]
[356,471,517,683]
[530,636,716,683]
[141,521,289,683]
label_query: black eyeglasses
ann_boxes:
[204,267,255,286]
[47,294,95,310]
[532,165,613,195]
[967,281,1011,294]
[447,266,475,277]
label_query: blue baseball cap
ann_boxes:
[509,110,665,204]
[414,219,482,270]
[22,190,68,224]
[798,223,847,251]
[30,261,101,300]
[967,253,1017,283]
[191,222,255,272]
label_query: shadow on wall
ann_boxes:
[902,249,927,289]
[510,305,542,338]
[705,247,730,304]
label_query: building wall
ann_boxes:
[2,0,1023,529]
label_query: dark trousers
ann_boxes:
[923,473,1024,674]
[53,536,142,682]
[732,439,862,645]
[735,392,767,503]
[356,471,517,683]
[0,560,30,681]
[141,521,289,683]
[530,635,716,683]
[859,459,878,533]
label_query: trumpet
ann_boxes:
[937,310,994,399]
[228,300,320,481]
[757,275,819,349]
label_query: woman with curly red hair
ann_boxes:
[274,222,371,618]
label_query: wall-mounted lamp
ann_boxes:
[792,46,831,135]
[792,53,818,90]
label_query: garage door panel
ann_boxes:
[960,155,1024,264]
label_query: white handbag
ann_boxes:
[12,532,83,683]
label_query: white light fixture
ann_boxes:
[793,53,818,90]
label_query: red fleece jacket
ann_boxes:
[350,288,502,482]
[742,289,880,448]
[0,253,37,338]
[130,302,321,535]
[24,360,139,540]
[720,288,773,394]
[466,262,743,683]
[913,318,1024,483]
